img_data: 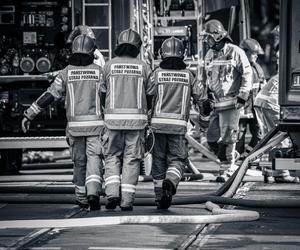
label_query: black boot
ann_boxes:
[87,195,100,211]
[105,197,120,210]
[158,179,174,210]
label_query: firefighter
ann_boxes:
[149,37,203,209]
[67,25,106,67]
[21,35,105,210]
[100,28,152,211]
[254,49,299,183]
[236,38,266,158]
[201,19,252,182]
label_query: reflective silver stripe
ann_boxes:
[252,82,260,89]
[214,99,236,108]
[137,77,143,109]
[156,84,163,114]
[105,179,120,186]
[54,77,62,86]
[105,175,120,186]
[68,120,104,127]
[156,113,183,119]
[208,59,236,67]
[153,179,163,187]
[86,178,101,185]
[151,118,187,126]
[67,83,75,117]
[167,167,182,179]
[256,93,277,103]
[110,77,115,109]
[86,175,101,181]
[121,184,136,193]
[105,114,147,120]
[70,115,102,121]
[95,82,101,116]
[105,175,120,182]
[181,85,188,115]
[31,103,41,114]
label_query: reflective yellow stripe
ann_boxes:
[151,118,187,126]
[105,114,147,120]
[121,184,136,193]
[86,178,101,185]
[68,120,104,127]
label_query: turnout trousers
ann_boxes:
[151,133,188,201]
[102,129,145,207]
[69,135,104,203]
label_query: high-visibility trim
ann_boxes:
[137,77,143,109]
[156,113,183,119]
[86,175,101,181]
[207,59,236,67]
[70,115,103,121]
[68,120,104,127]
[199,114,210,121]
[156,84,163,114]
[67,83,75,117]
[213,99,236,108]
[31,103,41,114]
[106,108,145,114]
[54,77,62,86]
[110,77,115,109]
[121,184,136,193]
[252,82,260,89]
[151,118,187,126]
[181,85,188,115]
[153,179,163,187]
[167,167,182,179]
[86,178,101,185]
[95,82,101,115]
[105,180,121,186]
[105,175,120,182]
[105,114,147,120]
[256,93,277,104]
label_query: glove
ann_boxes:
[21,117,31,133]
[236,97,246,109]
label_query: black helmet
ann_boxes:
[67,25,96,44]
[117,28,142,50]
[240,38,264,54]
[204,19,229,42]
[72,35,95,55]
[160,36,185,59]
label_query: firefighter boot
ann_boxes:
[157,179,174,210]
[105,197,120,210]
[87,195,101,211]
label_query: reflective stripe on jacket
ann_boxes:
[101,56,152,130]
[149,68,198,134]
[204,43,252,111]
[241,62,266,117]
[47,64,104,136]
[254,74,279,112]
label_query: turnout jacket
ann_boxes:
[241,61,266,118]
[254,74,279,113]
[204,43,252,111]
[149,67,201,135]
[101,56,152,130]
[25,63,104,136]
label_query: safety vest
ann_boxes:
[48,64,104,136]
[204,43,252,111]
[150,68,195,134]
[101,56,152,130]
[254,74,279,112]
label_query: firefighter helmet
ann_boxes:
[117,28,142,50]
[271,25,280,37]
[72,34,95,55]
[67,25,96,44]
[204,19,228,42]
[240,38,264,55]
[160,36,185,59]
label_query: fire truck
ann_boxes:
[2,0,295,175]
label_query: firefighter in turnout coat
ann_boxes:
[149,37,203,209]
[236,38,266,158]
[202,19,252,181]
[22,35,105,210]
[100,28,152,211]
